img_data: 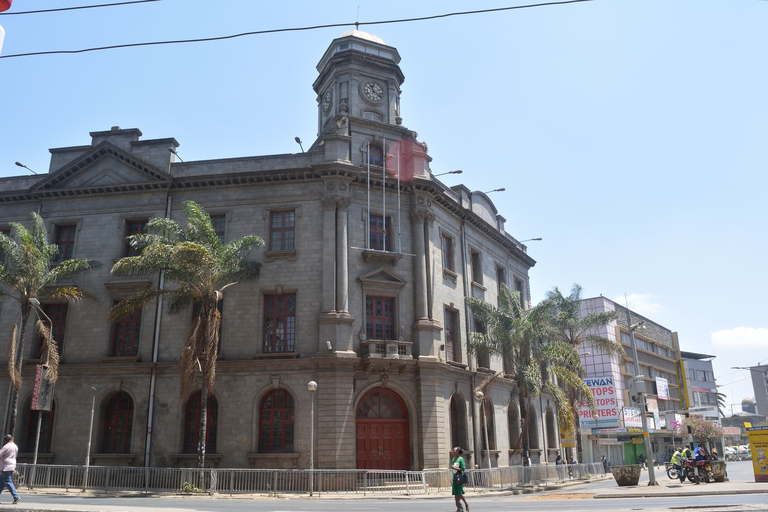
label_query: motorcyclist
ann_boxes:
[679,446,692,483]
[670,447,682,472]
[694,445,707,461]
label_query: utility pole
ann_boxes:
[626,308,658,486]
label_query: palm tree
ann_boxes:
[110,200,263,470]
[546,284,625,463]
[467,284,593,463]
[716,389,727,418]
[0,213,100,436]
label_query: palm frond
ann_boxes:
[180,317,203,401]
[108,290,163,321]
[7,324,20,390]
[543,379,573,432]
[35,319,60,384]
[46,258,101,282]
[44,286,99,304]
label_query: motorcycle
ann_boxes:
[665,461,681,480]
[680,457,714,484]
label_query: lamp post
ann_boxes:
[307,380,317,496]
[28,298,53,489]
[432,170,462,177]
[474,390,491,469]
[625,310,658,486]
[482,188,505,194]
[83,386,97,490]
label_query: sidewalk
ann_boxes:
[593,469,768,499]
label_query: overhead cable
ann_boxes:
[0,0,162,16]
[0,0,593,59]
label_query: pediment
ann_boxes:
[31,141,172,196]
[357,267,407,289]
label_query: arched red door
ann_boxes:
[356,387,409,470]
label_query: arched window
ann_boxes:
[508,401,520,450]
[102,392,133,454]
[183,392,218,454]
[527,411,540,450]
[366,145,383,166]
[546,407,557,449]
[24,402,55,453]
[450,395,468,450]
[258,389,295,453]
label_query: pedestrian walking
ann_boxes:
[0,434,20,504]
[451,446,469,512]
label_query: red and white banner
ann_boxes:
[32,365,54,411]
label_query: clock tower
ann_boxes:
[313,30,405,134]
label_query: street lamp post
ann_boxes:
[83,386,97,490]
[28,298,53,489]
[625,310,658,486]
[432,170,463,177]
[307,380,317,496]
[474,390,491,469]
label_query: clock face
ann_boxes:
[322,89,332,114]
[363,81,384,102]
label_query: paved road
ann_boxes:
[5,492,767,512]
[3,461,766,512]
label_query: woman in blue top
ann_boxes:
[451,446,469,512]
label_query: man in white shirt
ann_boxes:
[0,434,20,504]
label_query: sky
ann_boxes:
[1,0,766,413]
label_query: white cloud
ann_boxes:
[611,293,663,316]
[711,327,768,350]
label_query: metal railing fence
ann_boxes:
[15,462,604,496]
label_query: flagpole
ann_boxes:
[365,142,371,249]
[382,137,387,252]
[396,142,402,254]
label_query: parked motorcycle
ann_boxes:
[665,461,681,480]
[680,457,714,484]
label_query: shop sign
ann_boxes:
[623,407,642,428]
[655,377,669,400]
[745,426,768,482]
[579,377,620,428]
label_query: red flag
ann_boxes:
[0,1,12,13]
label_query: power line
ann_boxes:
[0,0,594,60]
[718,376,752,387]
[0,0,162,16]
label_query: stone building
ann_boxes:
[0,31,557,470]
[577,296,683,465]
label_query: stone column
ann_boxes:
[321,197,337,313]
[335,198,350,314]
[316,363,357,468]
[411,209,429,321]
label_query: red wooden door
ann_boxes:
[355,388,409,470]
